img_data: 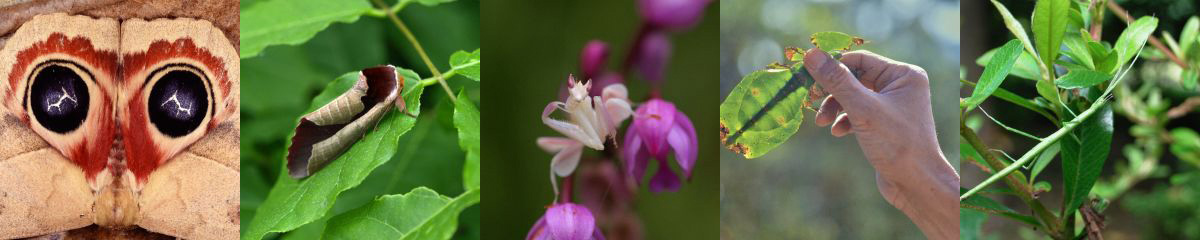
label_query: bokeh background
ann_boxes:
[238,0,481,238]
[480,0,720,239]
[962,0,1200,238]
[719,0,961,238]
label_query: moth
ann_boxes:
[287,65,408,178]
[0,13,239,239]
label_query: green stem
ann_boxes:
[961,123,1064,237]
[372,0,457,101]
[960,99,1107,201]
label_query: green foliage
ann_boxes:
[960,1,1181,239]
[449,49,482,81]
[244,70,425,240]
[963,40,1023,111]
[323,187,480,239]
[720,31,866,159]
[720,69,807,159]
[454,91,481,190]
[1054,68,1111,89]
[240,1,481,239]
[1113,17,1158,70]
[1171,128,1200,165]
[977,47,1040,81]
[240,0,375,58]
[1060,105,1112,214]
[810,31,862,51]
[1031,0,1070,73]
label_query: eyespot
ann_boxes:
[146,66,209,137]
[28,62,91,133]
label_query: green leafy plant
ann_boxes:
[719,31,863,158]
[961,0,1200,239]
[239,0,480,239]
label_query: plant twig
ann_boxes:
[1106,1,1190,69]
[961,123,1065,237]
[372,0,458,101]
[1167,97,1200,119]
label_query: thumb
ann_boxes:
[803,48,876,111]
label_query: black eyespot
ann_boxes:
[30,65,90,133]
[148,69,208,137]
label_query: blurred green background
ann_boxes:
[480,0,720,239]
[719,0,961,238]
[238,0,481,238]
[962,0,1200,238]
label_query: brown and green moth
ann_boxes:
[286,65,411,178]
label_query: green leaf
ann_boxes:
[1034,181,1053,193]
[977,47,1041,81]
[961,191,1041,226]
[1062,33,1095,70]
[1113,17,1159,69]
[322,187,480,239]
[1035,77,1061,106]
[1030,143,1060,182]
[1060,104,1112,213]
[720,69,808,158]
[448,49,481,81]
[810,31,862,51]
[243,68,425,240]
[964,40,1023,111]
[1031,0,1070,72]
[1179,16,1199,59]
[240,0,375,58]
[990,0,1040,65]
[453,91,480,190]
[1087,41,1118,74]
[1170,128,1200,165]
[961,137,991,172]
[1054,68,1111,89]
[960,207,986,240]
[404,0,456,7]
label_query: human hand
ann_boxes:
[803,48,959,239]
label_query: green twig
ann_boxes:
[372,0,457,102]
[961,123,1065,237]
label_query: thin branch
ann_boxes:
[1106,1,1190,69]
[1167,97,1200,119]
[961,123,1065,237]
[372,0,458,101]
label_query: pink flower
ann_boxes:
[622,99,697,192]
[632,32,672,84]
[527,203,606,240]
[580,40,609,80]
[639,0,711,31]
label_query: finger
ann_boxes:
[804,48,877,112]
[841,50,928,94]
[831,113,853,137]
[815,95,841,126]
[838,50,893,91]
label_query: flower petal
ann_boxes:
[648,158,682,192]
[550,140,584,177]
[526,214,550,240]
[546,203,597,240]
[667,109,697,178]
[622,123,652,185]
[580,41,609,80]
[634,99,676,155]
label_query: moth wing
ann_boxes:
[137,119,238,239]
[0,117,93,238]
